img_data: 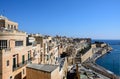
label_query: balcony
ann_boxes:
[12,57,35,71]
[0,48,11,54]
[4,48,11,52]
[0,29,26,36]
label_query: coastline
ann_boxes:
[94,47,112,61]
[83,45,120,79]
[94,46,120,77]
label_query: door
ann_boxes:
[13,58,16,68]
[22,55,25,64]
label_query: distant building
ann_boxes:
[26,64,61,79]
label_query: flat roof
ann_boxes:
[27,64,58,73]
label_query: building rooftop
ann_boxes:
[27,64,58,73]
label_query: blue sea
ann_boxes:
[93,40,120,76]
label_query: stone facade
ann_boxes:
[81,48,93,63]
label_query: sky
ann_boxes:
[0,0,120,39]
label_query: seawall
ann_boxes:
[82,44,120,79]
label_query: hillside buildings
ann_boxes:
[0,15,92,79]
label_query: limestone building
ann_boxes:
[0,15,41,79]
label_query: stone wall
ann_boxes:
[26,67,51,79]
[26,67,60,79]
[81,48,93,63]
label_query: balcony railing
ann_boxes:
[0,48,11,54]
[0,29,26,35]
[4,48,11,52]
[12,57,35,71]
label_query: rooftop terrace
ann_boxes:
[27,64,58,73]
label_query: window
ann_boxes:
[11,25,13,29]
[22,55,25,64]
[28,52,30,60]
[33,52,35,57]
[8,24,10,29]
[13,54,18,70]
[23,69,25,74]
[0,40,7,50]
[33,50,37,57]
[15,41,23,46]
[40,52,42,61]
[14,26,16,30]
[47,55,49,61]
[56,57,58,61]
[13,57,16,68]
[7,60,9,66]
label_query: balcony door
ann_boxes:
[22,55,25,64]
[13,54,18,70]
[13,58,16,68]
